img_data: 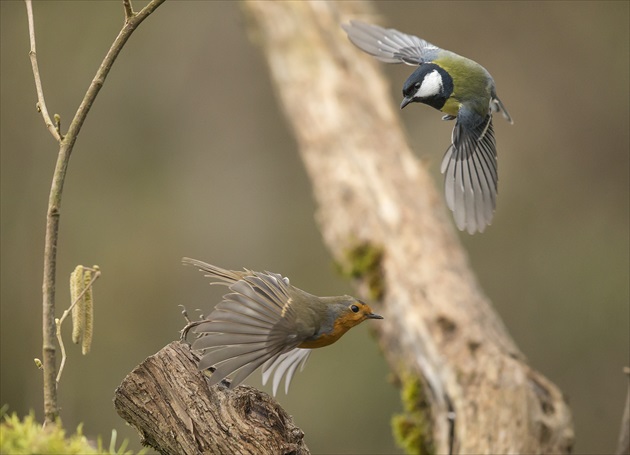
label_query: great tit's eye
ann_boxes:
[350,304,360,313]
[414,82,421,89]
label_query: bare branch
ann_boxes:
[64,0,166,144]
[24,0,166,425]
[123,0,134,21]
[24,0,61,143]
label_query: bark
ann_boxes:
[242,1,574,453]
[114,342,309,455]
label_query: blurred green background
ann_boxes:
[1,1,628,454]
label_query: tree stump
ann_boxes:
[114,341,309,455]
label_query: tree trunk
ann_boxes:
[114,342,309,455]
[242,1,574,453]
[115,1,574,453]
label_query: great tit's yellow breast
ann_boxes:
[435,52,492,117]
[441,97,461,117]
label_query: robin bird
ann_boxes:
[181,257,383,395]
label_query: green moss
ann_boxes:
[0,409,145,455]
[336,241,385,301]
[0,411,96,455]
[391,375,435,455]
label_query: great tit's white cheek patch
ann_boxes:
[415,70,443,99]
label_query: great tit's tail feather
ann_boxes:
[491,96,513,124]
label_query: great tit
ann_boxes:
[342,21,513,234]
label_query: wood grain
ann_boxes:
[114,342,309,455]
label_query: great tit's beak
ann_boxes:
[400,96,413,110]
[367,312,384,320]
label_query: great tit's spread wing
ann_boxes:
[441,110,498,234]
[342,20,439,65]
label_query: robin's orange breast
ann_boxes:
[296,313,360,349]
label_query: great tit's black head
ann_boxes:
[401,63,453,111]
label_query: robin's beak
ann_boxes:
[400,96,413,109]
[367,312,384,320]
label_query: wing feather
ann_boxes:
[342,20,439,65]
[441,112,498,234]
[262,349,312,396]
[205,344,280,386]
[184,259,312,394]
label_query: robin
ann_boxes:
[181,257,383,395]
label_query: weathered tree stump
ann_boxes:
[114,342,309,455]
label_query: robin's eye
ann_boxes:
[350,304,360,313]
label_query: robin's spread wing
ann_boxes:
[441,110,498,234]
[188,263,312,393]
[342,20,439,65]
[262,348,312,396]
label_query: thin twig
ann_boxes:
[123,0,134,21]
[55,268,101,384]
[63,0,166,144]
[25,0,166,425]
[24,0,61,143]
[53,114,62,139]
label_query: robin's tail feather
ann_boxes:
[182,257,251,284]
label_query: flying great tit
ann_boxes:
[343,21,513,234]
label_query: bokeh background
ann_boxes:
[1,1,628,454]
